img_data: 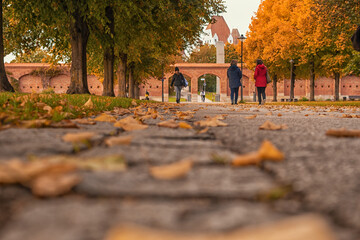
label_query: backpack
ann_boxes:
[184,78,188,87]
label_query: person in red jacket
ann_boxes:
[254,59,268,105]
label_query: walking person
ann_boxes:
[254,59,268,105]
[170,67,186,104]
[227,60,242,105]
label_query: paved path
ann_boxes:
[0,103,360,240]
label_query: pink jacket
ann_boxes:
[254,64,267,87]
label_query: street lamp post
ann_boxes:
[238,34,246,102]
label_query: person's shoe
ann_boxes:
[262,99,266,105]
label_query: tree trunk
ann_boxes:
[0,0,14,92]
[310,61,315,101]
[67,8,90,94]
[102,6,115,97]
[290,61,295,100]
[116,53,127,97]
[134,82,140,99]
[272,74,277,102]
[334,72,340,101]
[128,63,135,98]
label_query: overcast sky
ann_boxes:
[221,0,262,35]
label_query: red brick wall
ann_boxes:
[49,74,70,93]
[88,76,103,95]
[341,76,360,96]
[19,75,43,93]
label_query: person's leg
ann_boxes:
[257,87,262,104]
[176,86,181,103]
[262,87,266,104]
[230,88,235,104]
[234,87,239,104]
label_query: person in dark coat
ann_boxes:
[170,67,186,104]
[227,60,242,105]
[254,59,268,105]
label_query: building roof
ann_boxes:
[206,16,231,43]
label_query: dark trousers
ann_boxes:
[230,87,239,104]
[257,87,266,104]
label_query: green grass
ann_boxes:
[0,92,142,123]
[168,97,187,102]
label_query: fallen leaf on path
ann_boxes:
[83,97,94,108]
[105,136,133,146]
[114,116,148,131]
[104,214,336,240]
[278,114,283,117]
[179,122,193,129]
[19,119,52,128]
[73,118,96,125]
[194,117,228,127]
[150,158,193,180]
[50,120,79,128]
[245,115,257,119]
[259,121,288,131]
[197,127,209,134]
[326,129,360,138]
[266,112,273,116]
[157,119,179,128]
[94,113,117,123]
[232,140,284,166]
[30,164,80,197]
[62,132,96,143]
[131,100,138,107]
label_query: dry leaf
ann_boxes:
[19,119,52,128]
[232,140,284,166]
[179,122,193,129]
[117,108,131,116]
[83,97,94,108]
[73,118,96,125]
[326,129,360,138]
[157,119,179,128]
[258,140,285,161]
[105,136,133,146]
[43,105,52,113]
[114,116,148,131]
[50,120,79,128]
[245,115,257,119]
[77,156,127,172]
[259,121,288,131]
[105,215,336,240]
[278,114,283,117]
[62,132,96,143]
[131,100,138,106]
[94,113,117,122]
[197,127,209,134]
[30,165,80,197]
[194,117,228,127]
[150,158,193,180]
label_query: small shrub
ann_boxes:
[42,88,55,94]
[299,97,309,101]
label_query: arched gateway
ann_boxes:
[140,63,253,102]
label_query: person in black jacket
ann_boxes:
[227,60,242,105]
[171,67,185,104]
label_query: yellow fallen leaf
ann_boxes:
[105,136,133,146]
[149,158,193,180]
[117,108,131,116]
[258,140,284,161]
[197,127,209,134]
[105,215,336,240]
[131,100,138,107]
[326,129,360,138]
[62,132,96,143]
[94,113,117,122]
[19,119,52,128]
[194,117,228,127]
[259,121,288,130]
[179,122,193,129]
[245,115,257,119]
[73,118,96,125]
[43,105,52,113]
[157,119,179,128]
[232,140,284,166]
[114,116,148,131]
[83,97,94,108]
[266,112,273,116]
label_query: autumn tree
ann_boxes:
[0,0,14,92]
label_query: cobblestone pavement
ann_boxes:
[0,103,360,240]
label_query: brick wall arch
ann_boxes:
[49,74,70,93]
[19,74,43,93]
